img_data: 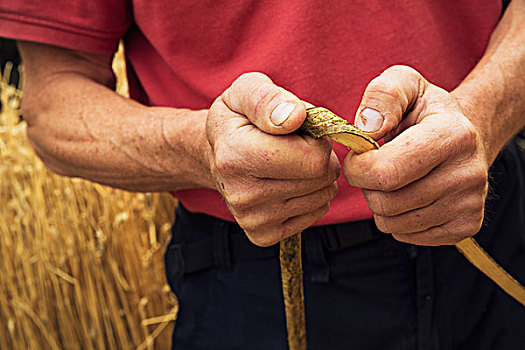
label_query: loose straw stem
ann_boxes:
[279,106,525,350]
[280,233,307,350]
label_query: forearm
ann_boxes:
[20,44,214,192]
[452,0,525,165]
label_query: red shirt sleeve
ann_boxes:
[0,0,132,53]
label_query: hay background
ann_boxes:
[0,46,178,349]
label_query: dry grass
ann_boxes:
[0,45,178,349]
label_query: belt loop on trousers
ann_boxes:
[213,221,231,268]
[304,229,330,283]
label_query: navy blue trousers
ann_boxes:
[166,141,525,350]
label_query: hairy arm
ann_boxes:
[19,42,338,245]
[452,0,525,164]
[19,41,215,192]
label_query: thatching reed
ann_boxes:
[0,45,178,349]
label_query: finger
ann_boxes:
[283,182,338,217]
[245,204,330,247]
[221,72,306,135]
[281,203,330,236]
[343,119,463,191]
[234,182,337,231]
[362,158,487,217]
[222,172,339,212]
[247,144,339,180]
[363,187,438,219]
[373,180,485,235]
[361,163,459,216]
[373,197,452,235]
[391,218,483,246]
[354,65,427,140]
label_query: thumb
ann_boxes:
[354,65,429,140]
[221,72,306,135]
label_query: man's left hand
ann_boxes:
[343,65,490,246]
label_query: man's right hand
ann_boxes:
[206,73,339,246]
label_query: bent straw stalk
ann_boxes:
[280,106,525,349]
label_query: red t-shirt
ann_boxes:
[0,1,501,225]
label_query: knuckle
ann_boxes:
[371,161,400,192]
[327,182,339,201]
[214,153,237,174]
[310,204,330,226]
[246,233,277,247]
[321,203,331,217]
[329,155,342,182]
[441,215,482,244]
[342,161,357,186]
[206,104,228,143]
[250,85,282,120]
[363,65,424,114]
[308,204,331,226]
[214,144,248,175]
[366,191,392,216]
[466,207,484,234]
[454,167,488,198]
[237,209,283,242]
[469,166,488,188]
[233,72,270,89]
[469,220,483,237]
[312,184,338,208]
[419,239,443,247]
[285,205,329,235]
[473,217,484,235]
[226,193,251,211]
[239,220,256,234]
[241,72,270,82]
[391,233,412,245]
[306,150,333,178]
[387,64,421,77]
[453,122,479,153]
[373,215,392,234]
[227,73,275,114]
[365,79,402,101]
[304,159,325,179]
[453,162,488,193]
[439,226,468,245]
[208,96,223,113]
[237,215,261,236]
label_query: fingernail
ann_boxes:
[270,102,296,126]
[356,108,383,132]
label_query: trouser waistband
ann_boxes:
[166,204,382,281]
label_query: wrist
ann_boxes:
[151,107,217,190]
[451,89,500,167]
